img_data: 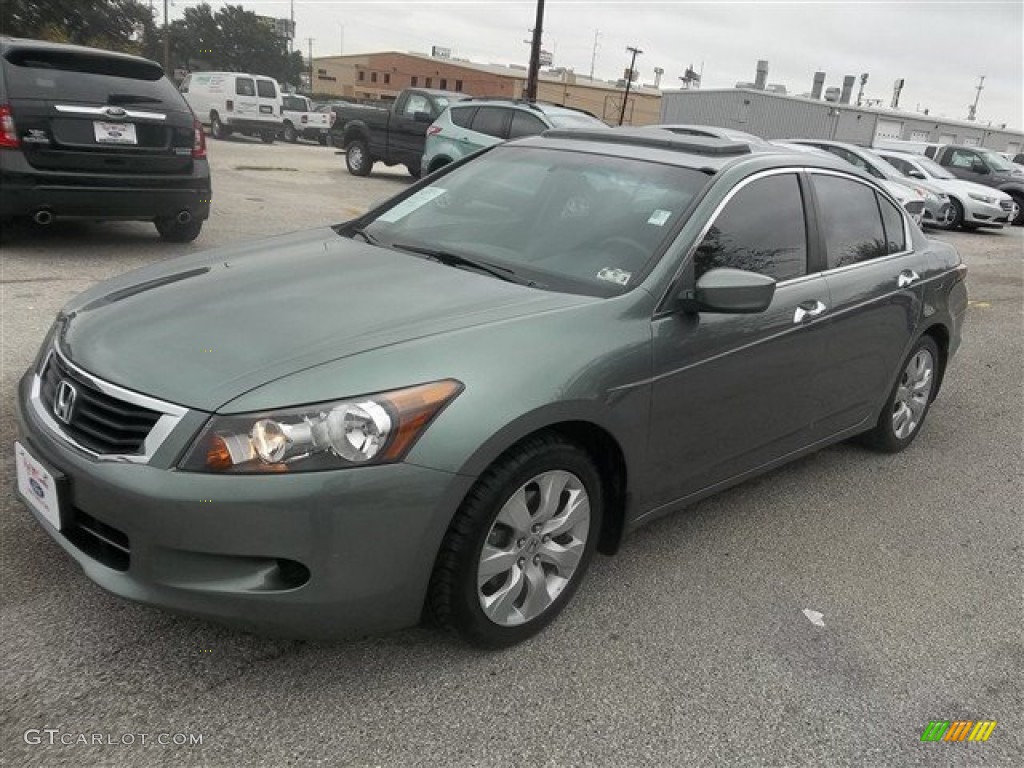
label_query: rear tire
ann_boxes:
[283,122,297,143]
[428,435,603,648]
[406,164,422,179]
[155,216,203,243]
[345,138,372,176]
[859,336,939,453]
[260,131,276,144]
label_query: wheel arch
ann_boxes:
[920,322,950,400]
[428,156,452,174]
[342,122,370,148]
[451,411,634,557]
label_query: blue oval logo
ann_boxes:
[29,478,46,499]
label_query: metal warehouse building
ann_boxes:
[660,88,1023,153]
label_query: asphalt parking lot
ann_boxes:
[1,137,1021,768]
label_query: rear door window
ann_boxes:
[235,77,256,96]
[470,107,510,139]
[811,175,889,268]
[694,173,807,282]
[2,47,186,109]
[256,79,277,98]
[450,107,478,128]
[508,110,548,139]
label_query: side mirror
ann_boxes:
[907,168,926,179]
[413,111,433,123]
[693,268,776,313]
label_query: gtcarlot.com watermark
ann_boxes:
[24,729,203,747]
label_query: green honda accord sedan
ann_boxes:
[15,129,968,647]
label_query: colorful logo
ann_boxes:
[921,720,997,742]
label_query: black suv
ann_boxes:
[0,38,211,242]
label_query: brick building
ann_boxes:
[311,51,662,126]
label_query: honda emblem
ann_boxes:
[53,379,77,424]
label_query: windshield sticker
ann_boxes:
[647,209,672,226]
[596,267,632,286]
[377,188,448,223]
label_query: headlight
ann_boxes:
[179,379,463,473]
[969,192,996,204]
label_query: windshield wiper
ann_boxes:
[351,227,378,245]
[390,242,538,287]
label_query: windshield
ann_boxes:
[861,148,906,180]
[979,150,1014,172]
[357,145,710,297]
[913,156,956,179]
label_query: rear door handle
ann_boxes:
[793,299,828,324]
[897,269,920,288]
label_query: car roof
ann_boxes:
[520,126,863,176]
[652,124,770,143]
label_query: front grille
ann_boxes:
[999,199,1013,212]
[904,200,925,215]
[40,354,161,455]
[65,507,130,571]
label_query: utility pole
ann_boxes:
[306,38,315,96]
[162,0,170,75]
[290,0,295,54]
[619,46,642,126]
[967,75,985,121]
[856,73,868,107]
[524,0,545,102]
[589,30,600,80]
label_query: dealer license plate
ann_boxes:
[93,121,137,145]
[15,442,63,531]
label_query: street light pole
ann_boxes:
[619,46,642,126]
[524,0,545,102]
[163,0,170,75]
[306,38,315,96]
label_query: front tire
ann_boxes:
[428,436,603,648]
[933,198,963,231]
[210,113,227,140]
[860,336,939,453]
[345,138,372,176]
[155,216,203,243]
[1010,194,1024,226]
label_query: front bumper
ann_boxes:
[961,196,1012,228]
[14,371,473,637]
[0,150,211,222]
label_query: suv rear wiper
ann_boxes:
[107,93,162,106]
[390,242,538,287]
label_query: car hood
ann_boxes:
[57,228,590,411]
[880,178,924,203]
[933,178,1013,201]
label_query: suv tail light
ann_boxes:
[192,118,206,158]
[0,105,18,149]
[426,126,442,136]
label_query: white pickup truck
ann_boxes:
[281,95,334,144]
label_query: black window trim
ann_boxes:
[654,167,820,318]
[804,168,914,278]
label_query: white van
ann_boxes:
[180,72,283,143]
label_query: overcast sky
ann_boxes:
[170,1,1024,129]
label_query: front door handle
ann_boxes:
[897,269,920,288]
[793,300,828,324]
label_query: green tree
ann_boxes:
[169,4,302,86]
[1,0,156,54]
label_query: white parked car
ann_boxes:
[180,71,283,143]
[877,150,1017,231]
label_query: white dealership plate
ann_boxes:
[15,442,62,531]
[93,121,137,145]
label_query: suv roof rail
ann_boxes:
[456,97,599,120]
[542,129,753,156]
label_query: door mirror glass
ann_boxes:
[693,268,776,313]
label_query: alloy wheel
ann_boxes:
[477,470,590,627]
[892,348,935,439]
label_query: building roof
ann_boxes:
[314,50,662,97]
